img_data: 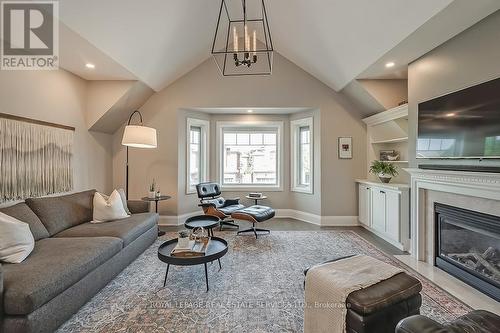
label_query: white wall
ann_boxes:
[112,53,366,218]
[0,69,113,197]
[408,10,500,168]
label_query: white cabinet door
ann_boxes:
[385,191,400,241]
[358,185,371,226]
[371,188,386,233]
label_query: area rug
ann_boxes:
[57,231,471,332]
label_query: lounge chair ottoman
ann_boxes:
[232,205,275,238]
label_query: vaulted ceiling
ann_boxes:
[57,0,500,94]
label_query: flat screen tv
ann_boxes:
[417,77,500,159]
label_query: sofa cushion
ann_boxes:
[0,203,49,240]
[2,236,122,315]
[25,190,96,236]
[54,212,158,247]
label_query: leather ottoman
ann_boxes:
[304,257,422,333]
[232,205,275,238]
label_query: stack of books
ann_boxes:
[248,192,263,198]
[171,238,210,257]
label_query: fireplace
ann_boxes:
[435,203,500,301]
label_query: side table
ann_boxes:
[141,195,171,236]
[245,195,268,206]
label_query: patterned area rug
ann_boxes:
[57,231,471,332]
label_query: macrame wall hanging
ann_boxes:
[0,113,74,202]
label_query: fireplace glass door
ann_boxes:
[435,203,500,301]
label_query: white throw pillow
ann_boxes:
[0,212,35,263]
[116,188,131,215]
[92,189,130,223]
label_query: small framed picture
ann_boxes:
[338,137,352,159]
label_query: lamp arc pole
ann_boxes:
[125,110,144,198]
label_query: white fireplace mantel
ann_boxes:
[404,168,500,261]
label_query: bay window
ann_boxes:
[186,118,209,193]
[217,121,282,189]
[291,117,313,193]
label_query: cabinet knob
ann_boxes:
[380,190,386,194]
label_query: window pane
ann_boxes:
[299,126,311,186]
[189,126,202,186]
[223,129,277,185]
[263,133,276,145]
[250,133,263,145]
[224,133,236,145]
[236,133,249,145]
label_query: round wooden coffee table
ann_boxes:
[157,237,228,292]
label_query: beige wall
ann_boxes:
[408,11,500,168]
[112,53,366,217]
[358,79,408,110]
[86,80,135,128]
[0,69,113,196]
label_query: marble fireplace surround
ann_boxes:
[404,168,500,263]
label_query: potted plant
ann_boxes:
[369,160,398,183]
[148,178,156,198]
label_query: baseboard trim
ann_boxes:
[272,209,358,227]
[321,215,359,227]
[158,211,200,226]
[158,210,358,227]
[274,209,321,225]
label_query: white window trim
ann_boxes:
[216,120,284,191]
[291,117,313,194]
[186,118,210,194]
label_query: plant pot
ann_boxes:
[378,174,392,183]
[148,191,156,198]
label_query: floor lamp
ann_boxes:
[121,110,157,199]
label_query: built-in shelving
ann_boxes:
[376,160,408,163]
[363,104,410,184]
[371,137,408,144]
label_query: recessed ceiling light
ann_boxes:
[385,62,395,68]
[446,113,456,117]
[247,109,253,113]
[85,63,95,69]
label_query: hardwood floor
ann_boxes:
[159,217,405,256]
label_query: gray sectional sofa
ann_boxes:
[0,190,159,333]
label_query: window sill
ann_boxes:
[221,185,283,192]
[291,186,313,194]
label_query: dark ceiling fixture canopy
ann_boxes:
[211,0,273,76]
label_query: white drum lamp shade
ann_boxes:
[121,125,157,148]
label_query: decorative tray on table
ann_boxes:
[170,236,211,257]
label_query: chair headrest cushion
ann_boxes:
[196,182,221,198]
